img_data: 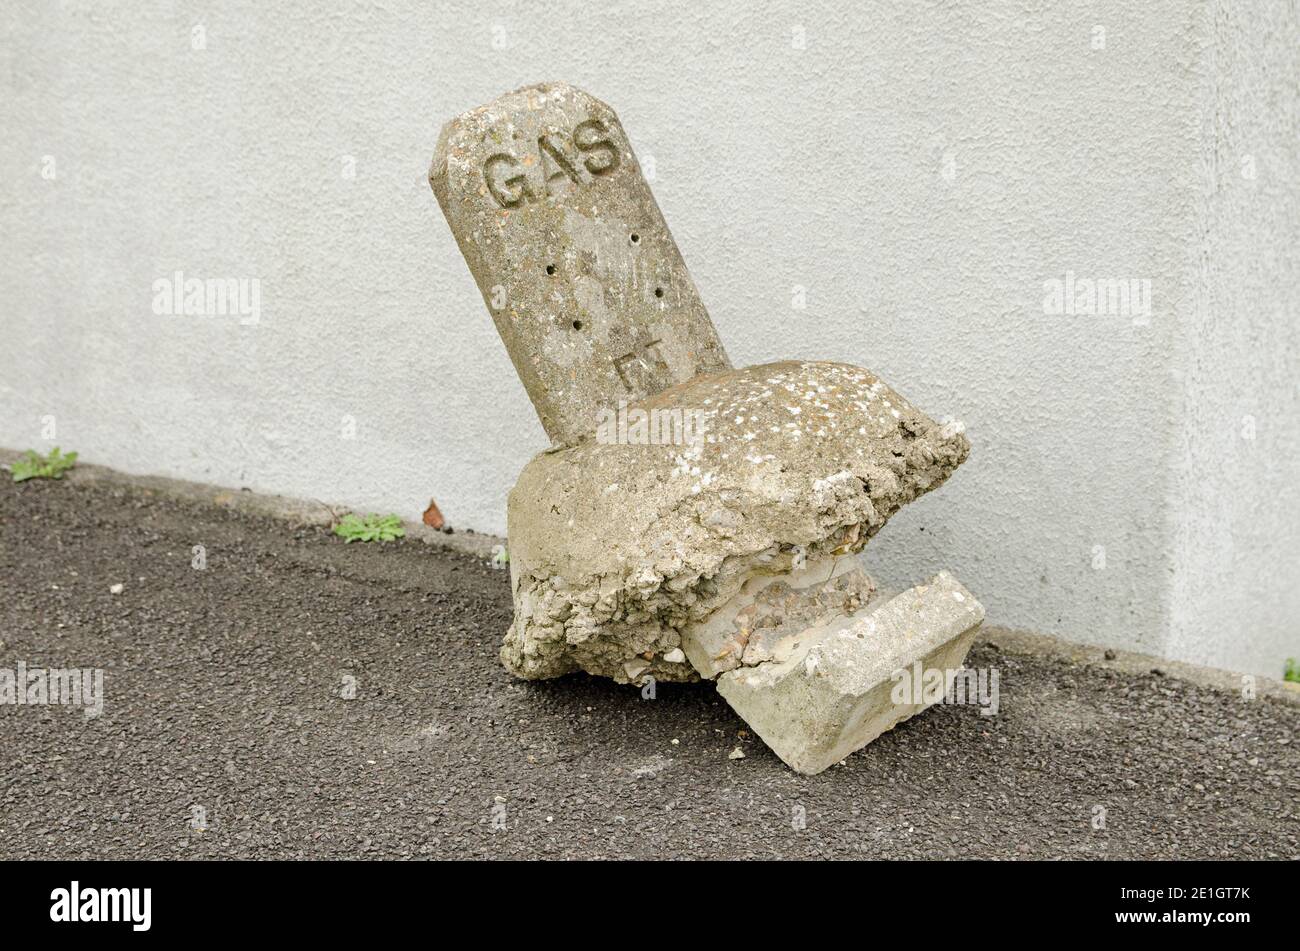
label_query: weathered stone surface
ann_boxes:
[501,360,970,682]
[716,572,986,774]
[430,83,984,775]
[430,82,731,447]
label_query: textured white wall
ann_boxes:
[1,1,1295,675]
[1166,1,1300,675]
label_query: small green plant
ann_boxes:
[1285,658,1299,684]
[333,512,405,543]
[11,447,78,482]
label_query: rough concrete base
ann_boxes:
[717,572,985,774]
[502,360,971,683]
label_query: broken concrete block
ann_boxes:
[501,360,969,683]
[430,83,983,776]
[716,572,986,774]
[430,82,731,447]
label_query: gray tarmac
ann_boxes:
[1,475,1296,859]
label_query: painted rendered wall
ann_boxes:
[1,1,1295,675]
[1166,1,1300,674]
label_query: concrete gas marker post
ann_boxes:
[430,82,731,447]
[432,83,986,775]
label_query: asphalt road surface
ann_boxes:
[1,476,1296,859]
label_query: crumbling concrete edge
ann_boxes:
[4,447,1296,705]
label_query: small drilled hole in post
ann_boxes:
[545,264,556,276]
[629,233,640,244]
[654,286,664,298]
[572,320,583,330]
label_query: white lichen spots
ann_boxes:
[671,448,704,480]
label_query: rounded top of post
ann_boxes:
[430,82,617,195]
